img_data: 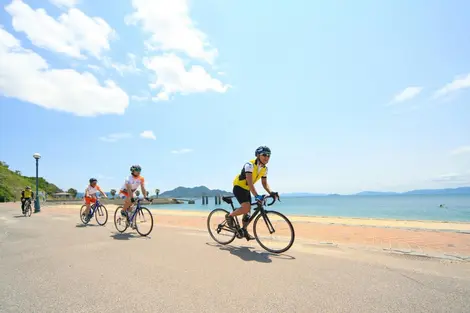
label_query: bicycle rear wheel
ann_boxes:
[94,205,108,226]
[253,210,295,254]
[134,207,153,236]
[79,205,89,224]
[114,206,128,233]
[207,208,236,245]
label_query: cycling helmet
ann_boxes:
[89,178,97,184]
[130,164,142,172]
[255,146,271,156]
[25,186,31,190]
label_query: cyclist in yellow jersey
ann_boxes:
[226,146,279,239]
[20,186,34,214]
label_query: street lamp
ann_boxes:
[33,153,41,213]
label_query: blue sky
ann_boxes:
[0,0,469,194]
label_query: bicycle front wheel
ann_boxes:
[253,210,295,254]
[207,208,236,245]
[114,206,128,233]
[25,203,32,217]
[95,205,108,226]
[134,207,153,236]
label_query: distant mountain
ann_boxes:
[354,191,399,196]
[354,187,470,196]
[159,186,231,198]
[402,187,470,195]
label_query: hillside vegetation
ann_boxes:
[0,161,62,201]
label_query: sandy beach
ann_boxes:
[43,203,470,259]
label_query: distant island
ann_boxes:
[159,186,231,198]
[281,187,470,197]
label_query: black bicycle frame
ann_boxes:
[225,197,277,234]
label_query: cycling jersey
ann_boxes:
[120,175,145,192]
[85,184,102,197]
[233,159,268,191]
[22,190,32,198]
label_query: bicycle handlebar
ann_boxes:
[251,192,281,207]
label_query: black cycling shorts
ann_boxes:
[233,185,251,205]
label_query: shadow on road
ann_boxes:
[206,242,296,263]
[75,223,99,228]
[110,232,148,240]
[13,215,25,218]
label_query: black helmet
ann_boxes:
[25,186,31,190]
[255,146,271,156]
[89,178,97,184]
[130,164,142,172]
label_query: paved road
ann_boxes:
[1,205,469,313]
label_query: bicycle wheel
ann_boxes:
[94,205,108,226]
[253,210,295,254]
[26,203,32,217]
[207,208,236,245]
[79,205,89,224]
[114,206,128,233]
[134,207,153,236]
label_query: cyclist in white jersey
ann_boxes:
[118,165,149,217]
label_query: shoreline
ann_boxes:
[45,204,470,232]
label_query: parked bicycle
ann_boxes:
[114,198,154,236]
[23,199,32,217]
[207,193,295,254]
[79,197,108,226]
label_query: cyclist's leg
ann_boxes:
[21,199,25,213]
[83,197,92,215]
[226,186,251,227]
[118,191,132,216]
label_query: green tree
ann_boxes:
[155,189,160,198]
[110,189,116,199]
[67,188,78,198]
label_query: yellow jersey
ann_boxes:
[23,189,32,198]
[233,159,268,190]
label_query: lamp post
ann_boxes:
[33,153,41,213]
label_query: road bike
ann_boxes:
[114,198,154,236]
[80,197,108,225]
[207,193,295,254]
[23,199,32,217]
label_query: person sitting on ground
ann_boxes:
[226,146,279,240]
[20,186,34,214]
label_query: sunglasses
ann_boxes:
[261,153,271,157]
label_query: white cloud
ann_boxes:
[131,95,149,102]
[103,53,141,76]
[125,0,217,64]
[99,133,132,142]
[144,54,229,101]
[433,73,470,99]
[432,172,470,184]
[450,146,470,156]
[6,0,115,59]
[171,148,193,154]
[390,86,422,103]
[50,0,78,8]
[140,130,156,140]
[0,27,129,116]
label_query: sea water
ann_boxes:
[148,194,470,222]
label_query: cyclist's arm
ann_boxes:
[31,192,35,199]
[99,190,107,198]
[140,183,147,199]
[245,172,258,197]
[261,177,272,194]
